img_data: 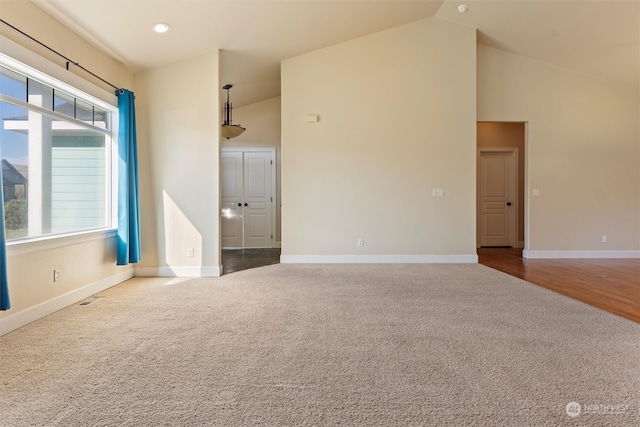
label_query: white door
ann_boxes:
[221,150,274,248]
[221,152,244,248]
[243,152,273,248]
[478,149,517,247]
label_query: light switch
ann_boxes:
[432,188,444,197]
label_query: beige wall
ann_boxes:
[478,45,640,253]
[222,96,282,242]
[477,122,525,244]
[281,18,477,260]
[0,0,132,92]
[134,52,221,275]
[1,0,133,329]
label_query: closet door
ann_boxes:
[243,152,273,248]
[221,150,273,248]
[221,152,243,248]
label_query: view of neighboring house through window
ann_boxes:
[0,60,115,240]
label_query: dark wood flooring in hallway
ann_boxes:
[222,248,281,275]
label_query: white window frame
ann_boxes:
[1,36,119,255]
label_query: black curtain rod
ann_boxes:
[1,19,120,92]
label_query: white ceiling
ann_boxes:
[31,0,639,107]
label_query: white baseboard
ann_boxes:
[280,254,478,264]
[0,269,134,336]
[523,250,640,259]
[134,266,222,277]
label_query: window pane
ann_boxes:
[94,106,108,129]
[0,67,27,101]
[1,101,108,240]
[53,90,75,119]
[1,101,29,239]
[27,79,53,108]
[51,129,107,233]
[76,98,94,124]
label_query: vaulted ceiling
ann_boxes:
[31,0,639,107]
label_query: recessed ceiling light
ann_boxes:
[457,4,468,14]
[153,23,170,33]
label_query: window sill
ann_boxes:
[6,228,118,256]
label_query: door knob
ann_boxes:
[506,202,512,206]
[244,203,248,206]
[237,203,241,207]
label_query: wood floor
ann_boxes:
[478,248,640,324]
[222,247,639,324]
[222,248,281,274]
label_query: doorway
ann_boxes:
[477,122,525,248]
[221,148,278,274]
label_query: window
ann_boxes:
[0,58,116,241]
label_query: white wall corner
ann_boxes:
[0,269,134,336]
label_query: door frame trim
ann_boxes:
[221,148,277,249]
[477,147,518,248]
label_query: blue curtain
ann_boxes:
[0,162,10,311]
[116,89,141,265]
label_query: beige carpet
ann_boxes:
[1,263,638,426]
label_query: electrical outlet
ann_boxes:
[432,188,444,197]
[187,248,195,257]
[53,270,61,282]
[602,235,608,243]
[357,238,364,247]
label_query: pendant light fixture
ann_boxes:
[221,84,245,139]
